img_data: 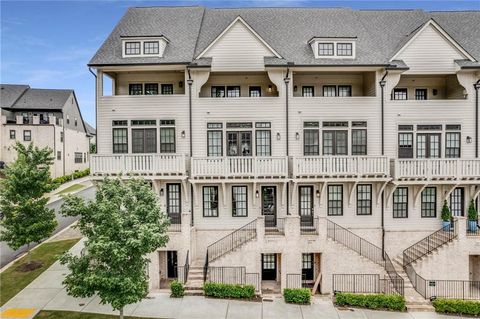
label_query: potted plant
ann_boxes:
[467,200,478,232]
[441,200,452,230]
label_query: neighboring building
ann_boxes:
[89,7,480,306]
[0,84,91,177]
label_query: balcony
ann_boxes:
[191,156,288,179]
[393,159,480,181]
[292,156,389,179]
[91,154,187,176]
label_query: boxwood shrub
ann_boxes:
[203,282,255,299]
[283,288,311,304]
[433,299,480,316]
[52,168,90,188]
[170,280,184,298]
[335,293,406,311]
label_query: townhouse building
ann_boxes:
[0,84,92,177]
[89,7,480,307]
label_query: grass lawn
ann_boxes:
[56,183,85,195]
[0,238,81,306]
[35,310,157,319]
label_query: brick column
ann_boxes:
[456,216,467,240]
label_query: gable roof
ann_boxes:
[0,84,73,111]
[85,122,96,137]
[89,7,480,67]
[0,84,30,108]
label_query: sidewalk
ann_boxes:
[46,176,93,204]
[0,240,457,319]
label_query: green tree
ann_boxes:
[441,200,452,222]
[0,142,57,266]
[60,178,169,319]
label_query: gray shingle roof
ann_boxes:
[89,7,480,67]
[0,84,30,108]
[85,122,96,136]
[1,84,73,111]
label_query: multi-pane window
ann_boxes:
[338,85,352,97]
[304,129,319,155]
[302,86,314,97]
[207,130,223,156]
[143,41,159,55]
[323,130,347,155]
[398,132,413,158]
[302,253,314,280]
[318,43,334,56]
[125,41,141,55]
[450,188,464,217]
[131,119,156,126]
[57,151,61,160]
[211,86,225,97]
[23,130,31,141]
[203,186,219,217]
[393,187,408,218]
[445,132,460,158]
[322,85,336,97]
[113,128,128,153]
[232,186,248,217]
[226,86,241,97]
[337,43,353,56]
[60,131,64,142]
[256,130,271,156]
[129,83,143,95]
[132,128,157,153]
[356,184,372,215]
[160,127,175,153]
[299,186,313,220]
[166,184,181,217]
[417,133,440,158]
[145,83,158,95]
[415,89,427,100]
[393,88,408,100]
[9,130,15,139]
[352,129,367,155]
[161,84,173,95]
[327,185,343,216]
[421,187,437,218]
[227,131,251,156]
[249,86,261,97]
[74,152,83,164]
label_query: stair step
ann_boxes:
[407,304,435,312]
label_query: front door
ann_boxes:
[302,253,314,281]
[262,253,277,281]
[299,186,314,227]
[167,251,177,279]
[262,186,277,227]
[450,187,464,217]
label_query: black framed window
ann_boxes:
[207,131,223,156]
[74,118,78,126]
[338,85,352,97]
[227,131,251,156]
[249,86,261,97]
[125,41,140,55]
[322,85,336,97]
[74,152,83,164]
[302,86,314,97]
[262,254,276,269]
[417,133,440,158]
[161,84,173,95]
[145,83,158,95]
[337,43,353,56]
[393,187,408,218]
[203,186,219,217]
[352,129,367,155]
[323,130,347,155]
[226,86,241,97]
[143,41,159,55]
[9,130,15,139]
[131,119,156,126]
[304,129,319,155]
[211,86,225,97]
[167,184,181,216]
[299,186,313,218]
[421,187,437,218]
[398,133,413,158]
[57,151,61,160]
[445,132,460,158]
[302,253,314,281]
[129,83,143,95]
[132,128,157,153]
[256,130,271,156]
[393,88,408,100]
[160,127,175,153]
[327,185,343,216]
[23,130,31,141]
[415,89,427,100]
[450,188,464,217]
[113,128,128,153]
[318,43,334,56]
[232,186,248,217]
[356,184,372,215]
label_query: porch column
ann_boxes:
[285,215,300,239]
[256,216,265,242]
[456,216,467,240]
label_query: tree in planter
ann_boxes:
[0,142,57,268]
[467,200,478,232]
[441,200,452,229]
[60,178,170,319]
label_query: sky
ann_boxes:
[1,0,480,128]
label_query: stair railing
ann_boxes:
[184,250,189,284]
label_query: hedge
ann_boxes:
[170,280,184,298]
[52,168,90,187]
[433,299,480,316]
[203,282,255,299]
[283,288,311,304]
[335,293,406,311]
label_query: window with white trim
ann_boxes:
[232,186,248,217]
[203,186,219,217]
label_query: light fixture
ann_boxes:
[276,132,281,140]
[159,188,164,196]
[255,190,259,198]
[466,136,472,144]
[295,132,300,140]
[181,130,186,138]
[179,81,183,88]
[316,190,320,198]
[433,89,438,96]
[268,85,272,93]
[294,85,298,92]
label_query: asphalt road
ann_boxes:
[0,185,96,268]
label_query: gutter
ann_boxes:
[88,67,98,151]
[475,79,480,158]
[379,71,388,258]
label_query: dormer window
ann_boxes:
[144,41,159,55]
[121,36,168,58]
[309,37,356,59]
[125,42,141,55]
[337,43,353,56]
[318,43,334,56]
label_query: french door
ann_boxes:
[227,131,252,156]
[299,186,314,227]
[262,253,277,281]
[416,133,440,158]
[262,186,277,227]
[450,188,464,217]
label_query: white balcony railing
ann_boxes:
[191,156,288,178]
[292,156,389,178]
[91,154,186,175]
[394,159,480,180]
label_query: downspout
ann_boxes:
[474,80,480,158]
[88,67,97,151]
[284,67,291,215]
[62,115,66,176]
[187,68,194,226]
[379,71,388,258]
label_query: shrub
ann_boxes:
[468,199,478,221]
[283,288,311,304]
[433,299,480,316]
[203,282,255,299]
[52,168,90,189]
[335,293,406,311]
[441,200,452,222]
[170,280,184,298]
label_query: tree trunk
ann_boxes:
[119,308,124,319]
[27,243,31,265]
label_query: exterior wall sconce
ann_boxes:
[295,132,300,140]
[276,132,281,140]
[466,136,472,144]
[268,85,272,93]
[179,81,183,88]
[432,89,438,96]
[159,188,164,196]
[181,130,186,138]
[294,85,298,92]
[316,190,320,198]
[255,190,259,198]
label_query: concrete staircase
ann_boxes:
[184,260,205,296]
